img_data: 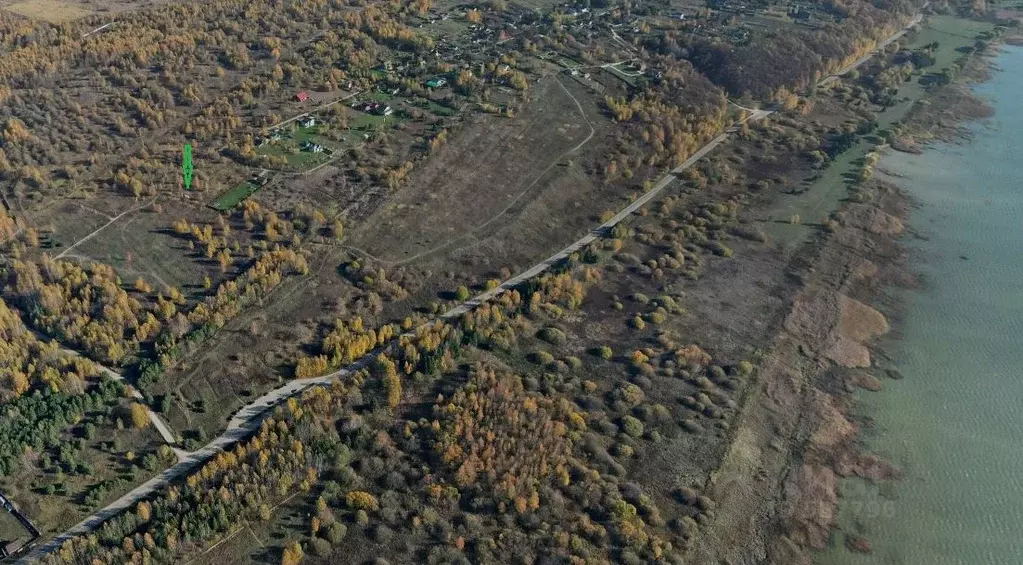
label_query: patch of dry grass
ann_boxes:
[4,0,92,22]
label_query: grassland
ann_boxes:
[53,202,237,303]
[411,97,457,117]
[603,62,641,87]
[348,77,602,265]
[346,111,392,132]
[3,0,91,22]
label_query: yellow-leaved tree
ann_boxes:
[130,403,150,429]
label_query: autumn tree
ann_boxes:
[281,541,304,565]
[129,402,150,428]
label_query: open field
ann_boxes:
[346,110,395,132]
[349,77,603,264]
[69,209,214,293]
[2,0,91,21]
[49,200,245,303]
[15,196,232,302]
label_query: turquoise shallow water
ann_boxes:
[818,46,1023,565]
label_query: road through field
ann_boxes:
[22,11,924,561]
[23,105,772,564]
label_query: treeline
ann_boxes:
[684,0,922,97]
[0,205,17,243]
[138,246,309,389]
[294,316,394,378]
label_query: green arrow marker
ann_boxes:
[182,143,194,189]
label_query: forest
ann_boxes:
[679,0,921,98]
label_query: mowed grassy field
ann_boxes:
[214,180,262,211]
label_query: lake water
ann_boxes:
[818,46,1023,564]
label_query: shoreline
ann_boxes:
[780,31,1008,563]
[822,40,1023,561]
[688,16,1009,565]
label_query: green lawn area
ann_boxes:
[603,63,639,87]
[258,145,333,169]
[213,180,261,211]
[348,111,392,131]
[557,56,583,69]
[346,95,408,131]
[415,98,457,117]
[256,123,341,171]
[0,510,31,549]
[420,16,470,39]
[365,91,393,103]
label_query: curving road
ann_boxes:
[22,12,924,559]
[35,332,180,447]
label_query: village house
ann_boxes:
[357,101,394,116]
[300,140,324,153]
